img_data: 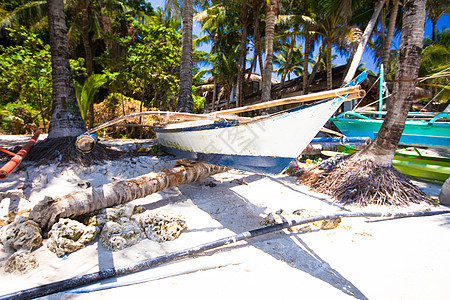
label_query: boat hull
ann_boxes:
[331,118,450,148]
[156,98,344,175]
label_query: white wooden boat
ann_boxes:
[78,72,367,174]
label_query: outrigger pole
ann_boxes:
[1,210,448,300]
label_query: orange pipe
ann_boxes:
[0,129,41,179]
[0,148,16,157]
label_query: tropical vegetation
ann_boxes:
[0,0,447,134]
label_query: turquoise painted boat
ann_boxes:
[335,146,450,182]
[331,111,450,148]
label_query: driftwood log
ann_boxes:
[29,161,228,229]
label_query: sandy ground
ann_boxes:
[0,135,449,300]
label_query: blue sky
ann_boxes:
[147,0,448,80]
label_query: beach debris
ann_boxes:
[4,250,39,274]
[439,178,450,206]
[261,209,341,233]
[0,191,32,226]
[0,216,42,252]
[134,211,186,242]
[47,218,99,257]
[320,217,342,230]
[99,220,144,251]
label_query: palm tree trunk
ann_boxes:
[212,35,218,112]
[308,42,325,85]
[236,8,248,108]
[342,0,384,85]
[326,38,332,90]
[432,19,437,43]
[363,0,426,166]
[382,0,400,69]
[29,162,228,229]
[302,33,310,93]
[281,33,296,87]
[261,0,278,102]
[47,0,86,138]
[81,8,95,129]
[250,1,263,75]
[211,80,217,111]
[176,0,194,113]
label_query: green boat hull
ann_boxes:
[331,112,450,148]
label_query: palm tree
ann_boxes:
[261,0,279,102]
[426,0,449,43]
[342,0,384,85]
[273,44,304,80]
[419,29,450,102]
[301,0,430,206]
[248,0,264,76]
[364,0,427,164]
[176,0,194,113]
[317,0,352,90]
[47,0,86,138]
[382,0,400,69]
[235,1,250,107]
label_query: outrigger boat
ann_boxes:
[331,110,450,148]
[77,72,367,174]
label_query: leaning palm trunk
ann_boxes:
[261,0,278,102]
[342,0,384,86]
[47,0,86,138]
[29,161,228,229]
[300,0,430,206]
[177,0,194,113]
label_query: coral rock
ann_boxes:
[4,250,39,274]
[439,178,450,206]
[84,203,135,227]
[321,217,342,230]
[0,217,42,252]
[135,211,186,242]
[47,218,99,257]
[0,192,32,226]
[99,220,144,251]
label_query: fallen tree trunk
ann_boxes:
[29,161,228,229]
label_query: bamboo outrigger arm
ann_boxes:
[208,85,365,116]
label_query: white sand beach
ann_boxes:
[0,135,449,300]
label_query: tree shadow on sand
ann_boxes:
[177,176,369,300]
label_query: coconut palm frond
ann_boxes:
[76,74,108,121]
[0,1,47,29]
